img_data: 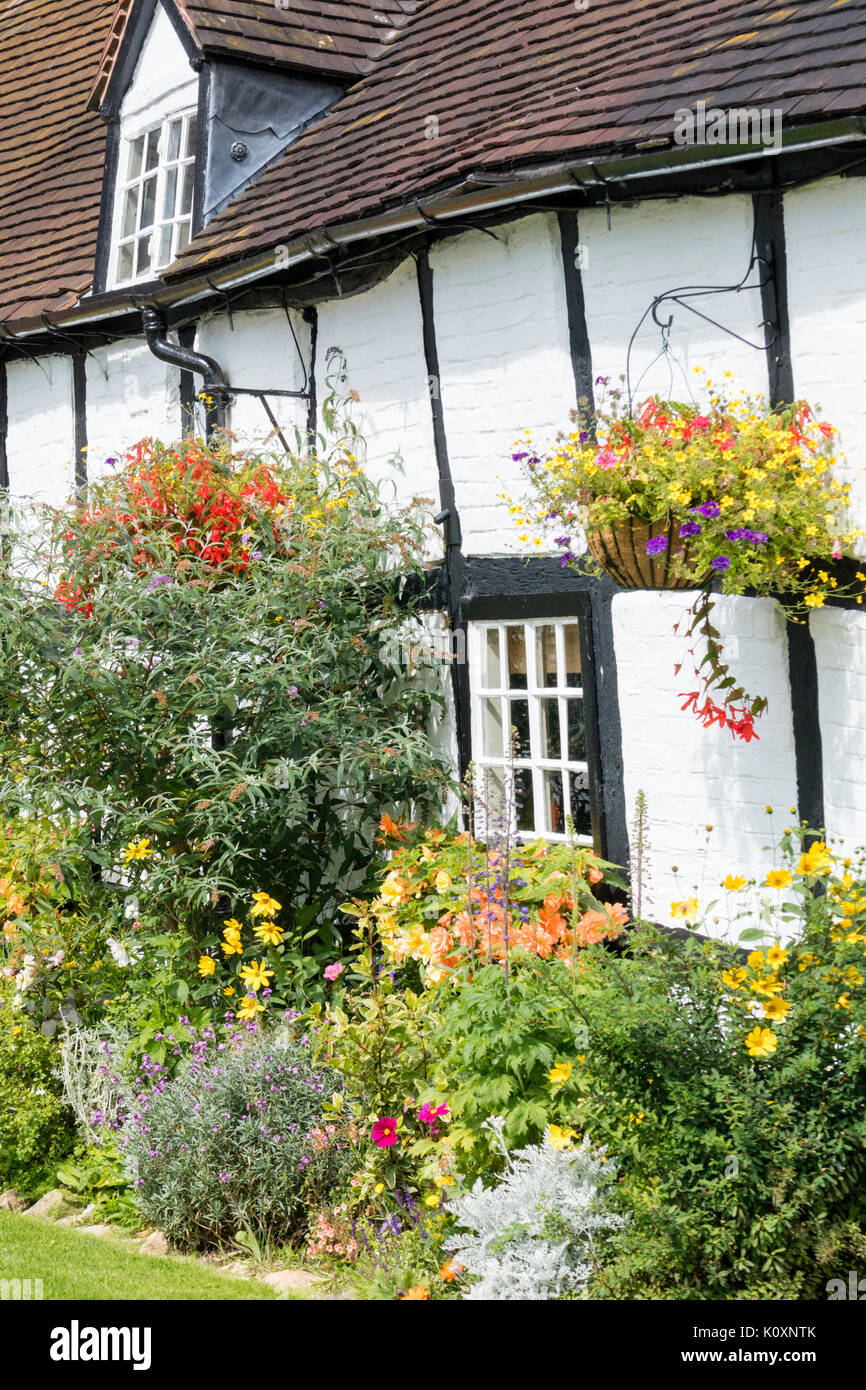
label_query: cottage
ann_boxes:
[2,0,866,931]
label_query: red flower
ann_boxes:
[371,1117,398,1147]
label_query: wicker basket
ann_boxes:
[586,516,701,590]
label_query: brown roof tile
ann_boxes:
[166,0,866,279]
[0,0,116,325]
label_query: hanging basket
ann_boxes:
[586,515,703,590]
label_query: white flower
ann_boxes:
[107,937,141,967]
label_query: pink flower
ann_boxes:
[595,448,618,470]
[324,962,344,981]
[371,1117,398,1147]
[418,1102,449,1127]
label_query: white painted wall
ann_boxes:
[316,257,443,556]
[581,193,768,404]
[120,4,196,129]
[86,338,181,479]
[785,175,866,540]
[430,213,576,556]
[812,605,866,855]
[612,591,798,936]
[5,356,75,505]
[196,308,310,449]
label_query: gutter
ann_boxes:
[11,116,866,340]
[142,307,231,435]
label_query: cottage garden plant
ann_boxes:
[1,377,865,1299]
[514,377,864,741]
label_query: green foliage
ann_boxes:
[431,957,588,1174]
[543,920,866,1299]
[0,989,74,1196]
[121,1026,352,1250]
[310,914,445,1198]
[0,375,449,960]
[56,1137,139,1227]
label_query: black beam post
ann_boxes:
[557,210,596,413]
[416,245,471,779]
[753,189,794,410]
[72,350,88,495]
[0,359,8,492]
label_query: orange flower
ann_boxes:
[429,924,456,964]
[401,1286,430,1300]
[438,1260,463,1283]
[378,813,406,841]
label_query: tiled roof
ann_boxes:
[0,0,116,326]
[168,0,866,278]
[3,0,866,329]
[88,0,414,111]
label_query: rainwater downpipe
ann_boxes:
[142,307,232,438]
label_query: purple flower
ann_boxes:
[147,574,175,592]
[680,521,702,539]
[288,685,298,698]
[744,529,768,544]
[724,528,744,542]
[553,536,572,548]
[712,555,730,572]
[645,536,668,556]
[251,551,263,561]
[695,501,721,519]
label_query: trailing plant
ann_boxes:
[515,379,862,740]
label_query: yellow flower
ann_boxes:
[722,874,746,891]
[122,837,153,863]
[380,872,409,908]
[236,993,266,1020]
[764,869,792,888]
[433,1174,455,1188]
[250,892,282,919]
[745,1026,778,1058]
[835,993,852,1011]
[751,975,784,998]
[223,918,244,934]
[549,1061,573,1086]
[670,897,699,920]
[223,986,235,996]
[374,1183,385,1195]
[221,933,243,957]
[239,959,274,992]
[765,943,789,971]
[747,949,764,972]
[796,842,834,877]
[628,1111,645,1125]
[721,967,747,991]
[197,955,216,977]
[253,920,284,947]
[762,996,791,1022]
[424,1193,441,1208]
[433,870,452,893]
[545,1124,578,1151]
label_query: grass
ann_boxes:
[0,1213,278,1300]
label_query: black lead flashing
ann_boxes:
[178,323,198,435]
[72,352,88,494]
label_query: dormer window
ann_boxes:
[113,112,198,285]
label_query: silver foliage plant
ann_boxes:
[448,1117,627,1301]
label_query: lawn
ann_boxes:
[0,1214,276,1300]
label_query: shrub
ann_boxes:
[0,370,449,953]
[0,989,74,1196]
[448,1117,624,1300]
[120,1022,352,1249]
[546,830,866,1299]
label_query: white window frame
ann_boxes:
[468,616,594,845]
[110,109,198,288]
